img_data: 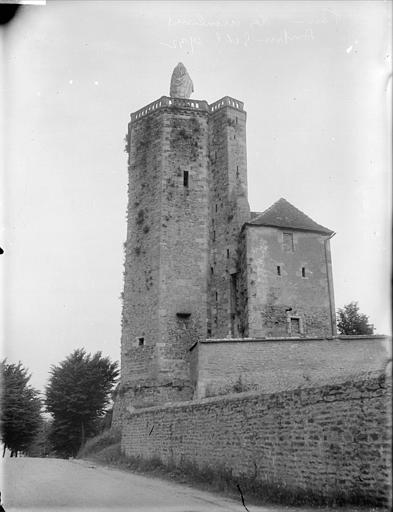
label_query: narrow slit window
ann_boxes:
[211,266,214,275]
[277,265,281,276]
[183,171,189,187]
[227,249,230,258]
[213,230,216,242]
[302,267,306,278]
[215,292,218,301]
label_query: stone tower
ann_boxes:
[120,64,249,408]
[207,97,250,339]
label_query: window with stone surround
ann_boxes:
[286,315,304,336]
[283,232,294,252]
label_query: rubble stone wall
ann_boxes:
[122,373,392,506]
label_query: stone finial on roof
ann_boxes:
[170,62,194,99]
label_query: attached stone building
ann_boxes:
[120,64,337,409]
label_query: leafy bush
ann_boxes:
[77,427,120,459]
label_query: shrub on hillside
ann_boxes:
[77,427,120,459]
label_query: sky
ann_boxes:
[1,0,392,393]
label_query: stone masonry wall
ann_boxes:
[190,335,391,399]
[121,111,165,406]
[121,104,210,408]
[246,225,336,337]
[208,104,250,339]
[122,374,392,506]
[157,108,210,398]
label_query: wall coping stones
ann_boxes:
[189,334,390,351]
[123,371,389,418]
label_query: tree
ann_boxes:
[1,360,42,456]
[25,417,53,457]
[45,349,119,457]
[337,302,375,335]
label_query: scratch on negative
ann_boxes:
[237,483,251,512]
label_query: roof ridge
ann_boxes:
[249,198,333,234]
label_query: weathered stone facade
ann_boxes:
[117,65,391,507]
[241,222,336,338]
[120,65,337,408]
[190,335,391,399]
[122,373,392,507]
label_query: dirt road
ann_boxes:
[0,457,266,512]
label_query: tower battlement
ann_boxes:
[130,95,244,122]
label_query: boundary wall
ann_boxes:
[122,373,392,506]
[190,335,390,398]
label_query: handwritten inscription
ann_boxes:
[160,28,315,52]
[160,36,202,55]
[168,15,240,28]
[160,7,341,54]
[167,8,340,29]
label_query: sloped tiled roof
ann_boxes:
[248,198,334,235]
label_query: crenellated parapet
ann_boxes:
[130,95,244,122]
[209,96,244,112]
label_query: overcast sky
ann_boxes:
[1,0,391,393]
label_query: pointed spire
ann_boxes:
[170,63,194,99]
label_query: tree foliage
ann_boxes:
[45,349,119,457]
[25,418,53,457]
[1,360,42,455]
[337,302,375,335]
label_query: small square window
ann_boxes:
[138,337,144,346]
